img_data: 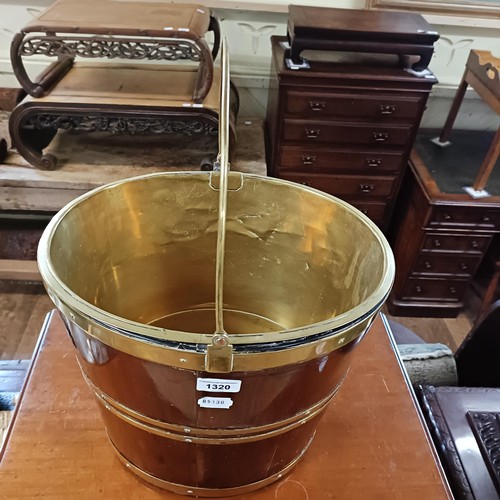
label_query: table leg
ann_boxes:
[0,138,6,163]
[472,127,500,191]
[9,105,58,170]
[437,73,469,145]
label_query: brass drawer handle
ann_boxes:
[449,286,457,295]
[309,100,326,111]
[301,155,317,166]
[424,261,432,269]
[305,129,320,139]
[366,158,382,168]
[373,132,389,142]
[379,104,396,115]
[360,184,375,193]
[471,240,479,249]
[415,286,423,294]
[433,239,441,248]
[483,215,491,222]
[443,213,452,221]
[460,263,469,271]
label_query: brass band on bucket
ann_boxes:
[84,369,344,443]
[110,436,313,497]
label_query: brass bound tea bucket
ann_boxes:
[38,42,395,496]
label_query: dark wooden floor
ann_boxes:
[0,282,53,360]
[384,304,473,352]
[0,280,478,362]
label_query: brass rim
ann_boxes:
[38,172,394,351]
[59,301,374,370]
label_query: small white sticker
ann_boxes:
[198,397,233,409]
[196,378,242,393]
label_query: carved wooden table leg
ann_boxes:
[0,138,7,163]
[9,103,58,170]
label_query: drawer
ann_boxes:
[402,278,469,301]
[279,146,405,173]
[345,200,387,225]
[284,91,422,122]
[421,233,492,254]
[283,119,412,147]
[280,173,396,198]
[413,253,482,277]
[428,206,500,231]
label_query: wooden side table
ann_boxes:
[11,0,220,103]
[433,50,500,194]
[286,5,439,71]
[0,311,453,499]
[9,62,238,170]
[8,0,239,171]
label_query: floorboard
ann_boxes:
[0,282,53,360]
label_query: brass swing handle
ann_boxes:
[207,37,233,373]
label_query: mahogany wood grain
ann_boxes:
[0,312,452,499]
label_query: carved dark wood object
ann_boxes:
[286,5,439,71]
[420,386,500,500]
[10,0,220,103]
[9,103,226,170]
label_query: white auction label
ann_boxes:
[196,378,242,393]
[198,397,233,409]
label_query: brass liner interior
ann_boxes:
[40,171,393,349]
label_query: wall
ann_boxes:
[0,0,498,129]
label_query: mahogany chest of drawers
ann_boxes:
[388,143,500,317]
[265,36,437,231]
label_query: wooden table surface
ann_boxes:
[0,312,452,499]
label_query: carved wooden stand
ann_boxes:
[10,0,220,103]
[9,0,237,170]
[286,5,439,72]
[9,63,237,170]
